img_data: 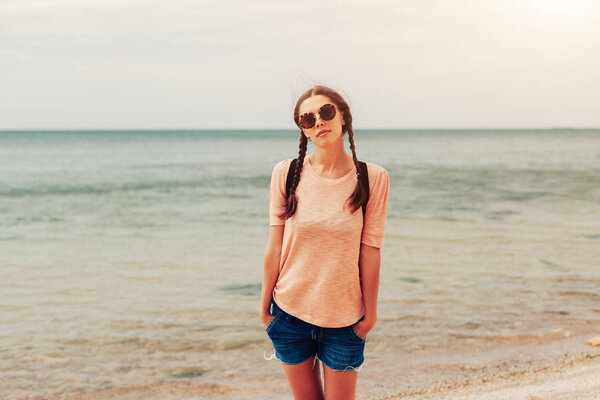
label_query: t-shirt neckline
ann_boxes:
[305,154,356,183]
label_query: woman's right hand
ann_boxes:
[260,312,275,329]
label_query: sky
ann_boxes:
[1,0,599,129]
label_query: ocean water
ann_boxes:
[1,129,600,399]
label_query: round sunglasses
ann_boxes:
[297,103,336,129]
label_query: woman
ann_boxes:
[260,85,390,399]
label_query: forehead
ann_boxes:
[299,95,334,115]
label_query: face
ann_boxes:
[298,95,345,144]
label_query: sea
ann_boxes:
[1,129,599,399]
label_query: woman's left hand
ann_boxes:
[353,318,375,340]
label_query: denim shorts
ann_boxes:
[264,298,366,372]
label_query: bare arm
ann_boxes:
[259,225,284,319]
[358,243,381,327]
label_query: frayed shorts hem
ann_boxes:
[263,349,364,372]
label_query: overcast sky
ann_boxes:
[1,0,599,129]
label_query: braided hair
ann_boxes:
[278,85,368,220]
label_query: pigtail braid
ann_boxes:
[278,133,308,220]
[346,126,368,213]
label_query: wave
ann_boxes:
[0,176,270,197]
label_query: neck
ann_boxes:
[310,141,352,172]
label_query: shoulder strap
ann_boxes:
[285,158,370,218]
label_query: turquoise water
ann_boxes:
[1,129,600,399]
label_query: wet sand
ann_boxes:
[38,330,600,400]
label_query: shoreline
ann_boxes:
[39,332,600,400]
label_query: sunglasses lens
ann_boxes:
[299,113,315,129]
[320,104,336,121]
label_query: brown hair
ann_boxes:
[278,85,367,220]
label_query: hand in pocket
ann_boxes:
[262,314,275,329]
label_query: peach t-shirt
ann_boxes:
[269,156,390,327]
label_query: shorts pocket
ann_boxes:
[266,311,282,334]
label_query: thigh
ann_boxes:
[282,356,324,400]
[322,361,358,400]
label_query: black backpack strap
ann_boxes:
[358,161,369,218]
[285,158,298,199]
[286,157,370,218]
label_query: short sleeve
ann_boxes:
[269,159,291,226]
[360,166,390,248]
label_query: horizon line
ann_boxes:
[1,126,599,131]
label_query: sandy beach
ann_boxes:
[36,332,599,400]
[400,357,600,400]
[397,355,600,400]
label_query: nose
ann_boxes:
[314,114,325,128]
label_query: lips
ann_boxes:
[317,129,330,137]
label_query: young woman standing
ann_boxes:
[260,85,390,399]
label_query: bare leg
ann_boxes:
[281,356,324,400]
[322,361,358,400]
